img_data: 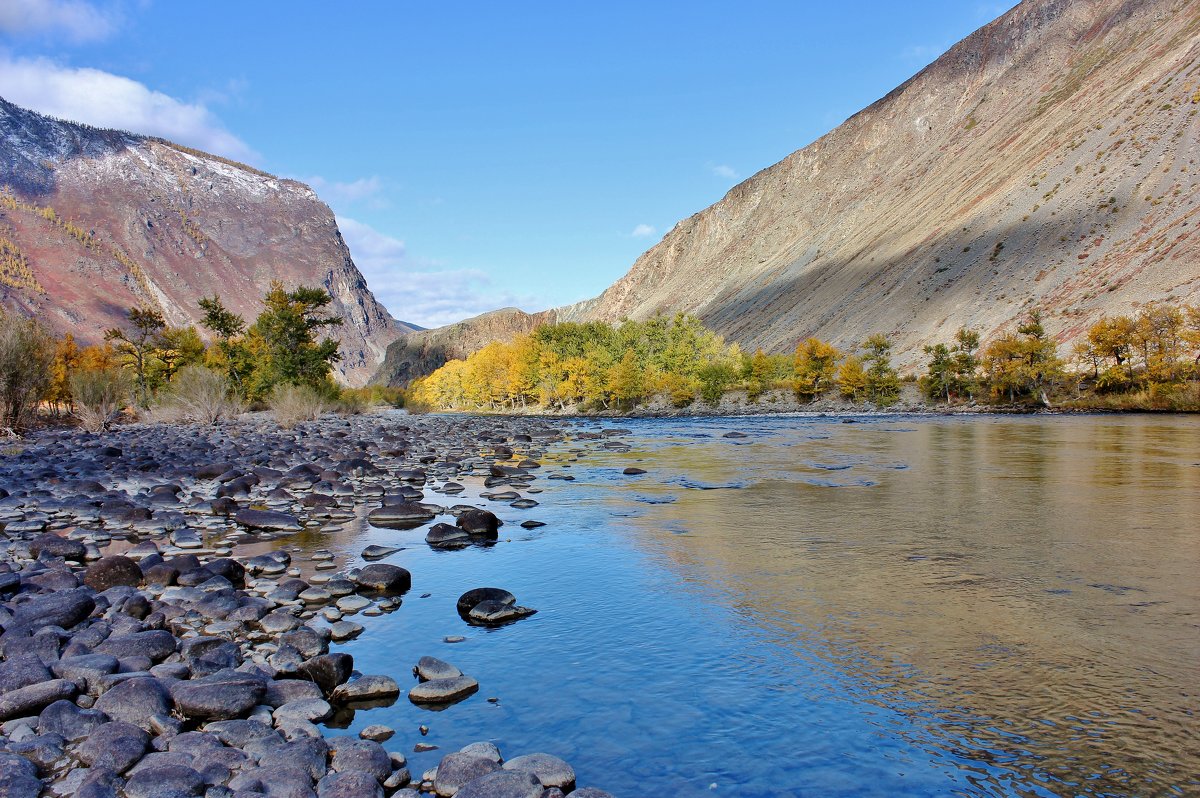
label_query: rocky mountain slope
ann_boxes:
[0,98,410,386]
[559,0,1200,367]
[377,0,1200,384]
[370,307,553,387]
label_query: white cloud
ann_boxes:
[307,175,385,207]
[0,55,257,162]
[710,163,739,180]
[337,216,542,329]
[630,223,656,239]
[0,0,117,42]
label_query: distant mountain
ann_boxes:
[376,0,1200,385]
[0,97,411,386]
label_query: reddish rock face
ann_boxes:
[0,98,406,386]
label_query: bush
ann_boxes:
[150,365,243,425]
[70,367,130,433]
[268,383,328,428]
[0,313,54,431]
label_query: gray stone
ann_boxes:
[351,564,410,596]
[408,675,478,705]
[416,656,461,681]
[569,790,616,798]
[359,546,400,561]
[316,771,383,798]
[259,737,329,781]
[502,754,575,791]
[235,509,303,532]
[37,698,107,741]
[76,721,150,774]
[329,675,399,704]
[94,677,171,730]
[328,737,391,783]
[51,653,119,695]
[30,532,88,561]
[95,629,177,662]
[425,524,470,548]
[434,753,501,797]
[328,621,363,642]
[11,588,95,630]
[273,698,333,724]
[358,724,393,742]
[453,770,542,798]
[124,763,205,798]
[294,653,353,697]
[83,555,143,591]
[0,652,53,695]
[0,751,40,798]
[264,679,325,708]
[458,742,501,763]
[367,503,434,529]
[171,672,266,721]
[0,678,77,721]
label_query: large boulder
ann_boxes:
[75,721,150,774]
[94,677,171,730]
[0,679,77,721]
[434,753,501,797]
[502,754,576,791]
[170,671,266,721]
[352,564,410,596]
[12,588,95,630]
[454,770,543,798]
[235,509,303,532]
[367,503,435,529]
[408,675,478,706]
[83,555,143,591]
[456,509,499,539]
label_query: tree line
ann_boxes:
[408,304,1200,413]
[0,282,399,433]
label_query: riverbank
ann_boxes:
[0,411,614,798]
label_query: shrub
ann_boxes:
[0,313,54,431]
[268,383,328,428]
[70,367,130,433]
[150,365,243,425]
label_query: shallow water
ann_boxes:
[305,414,1199,797]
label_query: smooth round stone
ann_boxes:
[336,595,372,613]
[361,545,401,560]
[360,724,394,742]
[503,753,576,791]
[310,574,332,585]
[408,675,478,705]
[455,770,542,798]
[286,568,302,577]
[322,608,343,621]
[312,551,334,561]
[444,636,466,644]
[434,753,500,797]
[299,587,332,604]
[315,562,338,571]
[363,607,383,617]
[329,621,364,642]
[416,656,461,681]
[330,675,400,704]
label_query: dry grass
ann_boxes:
[70,367,130,433]
[149,365,243,425]
[268,384,329,428]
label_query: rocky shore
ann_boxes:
[0,411,615,798]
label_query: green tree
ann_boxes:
[0,313,54,430]
[199,295,252,392]
[861,333,900,406]
[244,283,342,400]
[105,306,166,408]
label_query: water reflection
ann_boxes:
[593,415,1200,796]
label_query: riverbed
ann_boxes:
[302,413,1200,797]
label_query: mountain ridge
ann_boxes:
[0,97,412,386]
[376,0,1200,385]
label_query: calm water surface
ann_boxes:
[304,414,1198,797]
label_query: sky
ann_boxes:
[0,0,1017,328]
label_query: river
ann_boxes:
[313,413,1200,797]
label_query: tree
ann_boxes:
[151,326,206,387]
[837,355,867,401]
[0,313,54,431]
[244,283,342,400]
[47,333,81,414]
[199,295,251,392]
[104,306,165,408]
[607,349,644,408]
[982,310,1065,403]
[861,333,900,406]
[921,343,954,404]
[793,338,840,400]
[921,328,980,405]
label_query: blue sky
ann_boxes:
[0,0,1016,328]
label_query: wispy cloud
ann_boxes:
[337,216,543,329]
[307,175,385,207]
[0,55,257,162]
[0,0,118,42]
[630,223,656,239]
[709,163,739,180]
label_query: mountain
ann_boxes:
[0,97,412,386]
[370,307,553,387]
[376,0,1200,385]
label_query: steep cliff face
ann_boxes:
[556,0,1200,367]
[0,98,408,386]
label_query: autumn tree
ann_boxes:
[47,333,81,414]
[105,306,166,408]
[837,355,867,401]
[981,310,1065,404]
[793,338,840,401]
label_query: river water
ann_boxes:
[315,414,1199,797]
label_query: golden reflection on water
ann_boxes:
[601,416,1200,795]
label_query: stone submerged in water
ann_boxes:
[235,508,303,532]
[352,563,411,596]
[367,502,435,529]
[503,753,576,791]
[425,523,471,549]
[456,587,537,627]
